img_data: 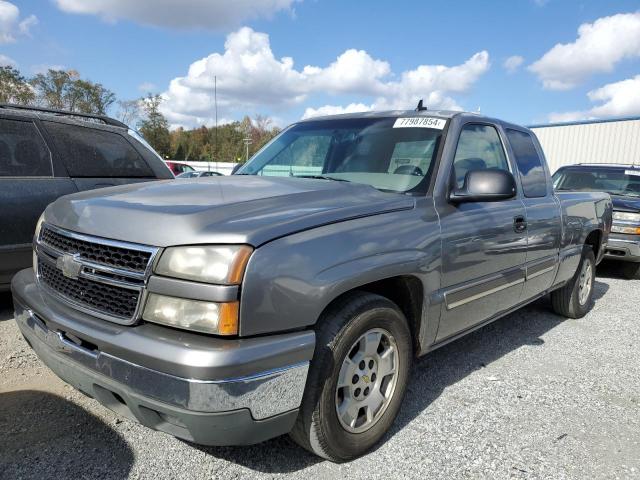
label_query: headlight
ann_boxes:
[155,245,253,284]
[613,211,640,222]
[611,225,640,235]
[143,293,239,335]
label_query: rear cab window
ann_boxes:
[0,118,52,177]
[506,129,548,198]
[43,121,154,178]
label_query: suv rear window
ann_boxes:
[0,118,52,177]
[44,121,153,178]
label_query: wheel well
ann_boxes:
[585,229,602,258]
[326,276,424,353]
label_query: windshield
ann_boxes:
[236,117,445,194]
[553,168,640,197]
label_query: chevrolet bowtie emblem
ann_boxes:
[361,375,370,384]
[56,253,83,280]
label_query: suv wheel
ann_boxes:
[551,246,596,318]
[290,292,412,462]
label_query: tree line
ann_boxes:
[0,66,280,163]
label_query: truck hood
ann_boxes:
[45,176,415,247]
[610,195,640,213]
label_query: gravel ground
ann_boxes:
[1,264,639,480]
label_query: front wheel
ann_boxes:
[551,246,596,318]
[290,292,412,462]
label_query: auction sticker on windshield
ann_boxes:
[625,170,640,177]
[393,117,447,129]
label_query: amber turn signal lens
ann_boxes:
[227,247,253,284]
[218,301,239,335]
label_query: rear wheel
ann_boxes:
[621,261,640,280]
[551,246,596,318]
[290,292,412,462]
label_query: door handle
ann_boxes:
[513,215,527,233]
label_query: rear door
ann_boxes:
[434,122,527,340]
[0,115,77,287]
[505,128,561,300]
[41,120,158,191]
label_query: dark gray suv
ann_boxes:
[0,104,173,290]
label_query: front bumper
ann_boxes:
[12,269,315,446]
[604,234,640,262]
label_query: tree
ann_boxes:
[116,99,141,126]
[29,69,116,114]
[0,66,34,104]
[138,94,171,158]
[68,79,115,114]
[30,69,78,110]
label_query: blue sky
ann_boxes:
[2,0,640,128]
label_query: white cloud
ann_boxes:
[160,27,490,128]
[548,74,640,122]
[18,14,37,35]
[138,82,157,92]
[529,12,640,90]
[503,55,524,73]
[0,1,37,43]
[302,103,372,119]
[0,53,16,66]
[0,0,18,43]
[55,0,298,30]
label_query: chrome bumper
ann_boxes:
[14,304,309,420]
[604,236,640,261]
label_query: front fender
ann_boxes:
[238,207,441,338]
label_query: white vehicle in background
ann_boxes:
[176,171,223,178]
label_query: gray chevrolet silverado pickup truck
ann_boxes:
[12,110,612,461]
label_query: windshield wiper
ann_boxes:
[291,174,350,182]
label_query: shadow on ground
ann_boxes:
[191,279,610,472]
[596,259,634,280]
[0,291,13,321]
[0,390,134,479]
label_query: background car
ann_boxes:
[553,163,640,278]
[0,103,174,291]
[165,161,195,175]
[176,170,223,178]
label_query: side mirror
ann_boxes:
[449,169,516,204]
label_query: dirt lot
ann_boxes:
[1,264,639,479]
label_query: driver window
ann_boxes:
[453,124,509,188]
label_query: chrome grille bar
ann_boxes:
[35,224,160,325]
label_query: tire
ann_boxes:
[551,246,596,318]
[621,261,640,280]
[290,292,412,462]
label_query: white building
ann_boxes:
[529,116,640,173]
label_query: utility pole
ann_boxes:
[213,75,218,172]
[243,120,252,163]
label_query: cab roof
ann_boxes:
[297,109,530,132]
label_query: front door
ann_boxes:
[435,123,527,340]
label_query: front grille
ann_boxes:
[40,226,151,273]
[38,260,140,319]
